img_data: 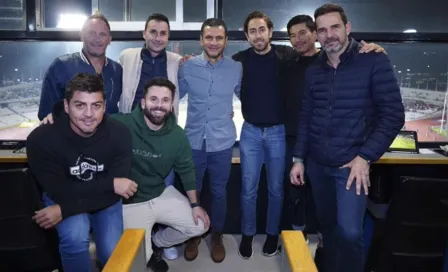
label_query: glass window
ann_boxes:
[0,41,447,143]
[130,0,176,21]
[222,0,448,32]
[98,0,125,21]
[183,0,207,22]
[43,0,91,28]
[0,0,25,30]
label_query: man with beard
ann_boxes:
[178,18,242,263]
[284,14,385,270]
[119,13,183,260]
[111,77,210,272]
[38,12,122,121]
[27,73,137,272]
[231,11,296,259]
[290,4,404,272]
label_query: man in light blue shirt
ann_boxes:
[178,18,242,263]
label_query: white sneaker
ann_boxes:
[163,246,179,260]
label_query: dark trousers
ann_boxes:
[282,137,307,230]
[192,140,233,233]
[306,158,367,272]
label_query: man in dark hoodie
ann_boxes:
[112,77,210,272]
[27,73,137,272]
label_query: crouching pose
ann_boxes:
[112,77,210,272]
[27,73,136,272]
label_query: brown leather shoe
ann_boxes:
[211,232,226,263]
[184,236,201,261]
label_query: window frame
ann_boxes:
[35,0,214,31]
[0,0,447,147]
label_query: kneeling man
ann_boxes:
[112,77,210,272]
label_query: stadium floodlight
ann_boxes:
[56,14,88,29]
[403,29,417,33]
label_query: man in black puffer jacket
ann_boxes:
[290,4,405,272]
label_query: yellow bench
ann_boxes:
[103,229,146,272]
[281,230,318,272]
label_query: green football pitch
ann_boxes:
[390,135,416,149]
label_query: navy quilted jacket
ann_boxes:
[293,38,405,166]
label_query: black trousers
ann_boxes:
[281,136,318,232]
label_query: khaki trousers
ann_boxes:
[123,186,208,262]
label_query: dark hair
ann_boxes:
[286,15,316,35]
[314,4,348,25]
[201,18,228,37]
[243,11,274,33]
[145,13,170,31]
[143,77,176,99]
[65,73,105,101]
[82,11,111,32]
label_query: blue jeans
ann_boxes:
[306,158,367,272]
[43,194,123,272]
[165,169,175,186]
[192,140,233,233]
[240,122,285,236]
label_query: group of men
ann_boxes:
[27,3,404,272]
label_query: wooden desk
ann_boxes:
[0,149,27,163]
[2,148,448,165]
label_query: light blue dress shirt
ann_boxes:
[178,53,242,152]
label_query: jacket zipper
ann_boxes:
[325,68,337,159]
[110,78,114,101]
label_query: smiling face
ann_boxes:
[141,85,173,126]
[315,11,351,54]
[143,19,170,56]
[200,25,227,61]
[245,18,273,54]
[289,23,317,55]
[64,90,106,137]
[81,18,111,57]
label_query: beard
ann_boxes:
[252,38,269,53]
[323,36,346,54]
[143,107,169,126]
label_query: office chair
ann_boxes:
[367,176,448,272]
[0,168,62,272]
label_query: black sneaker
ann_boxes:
[238,235,254,259]
[262,234,279,256]
[314,247,325,272]
[147,242,169,272]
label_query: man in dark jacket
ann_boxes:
[283,13,385,235]
[290,4,405,272]
[38,12,122,120]
[27,73,137,272]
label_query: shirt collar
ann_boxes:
[199,52,225,67]
[80,50,108,66]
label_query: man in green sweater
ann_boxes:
[112,77,210,272]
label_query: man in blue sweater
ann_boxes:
[38,12,122,120]
[291,4,405,272]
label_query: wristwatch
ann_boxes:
[190,202,200,208]
[292,157,303,163]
